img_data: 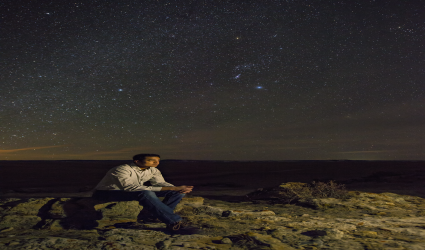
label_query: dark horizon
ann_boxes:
[1,160,424,199]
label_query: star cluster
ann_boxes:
[1,0,424,160]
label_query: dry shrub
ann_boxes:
[282,181,349,203]
[248,181,350,204]
[277,183,313,204]
[310,180,349,199]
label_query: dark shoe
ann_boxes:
[166,221,201,235]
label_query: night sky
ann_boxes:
[1,0,424,161]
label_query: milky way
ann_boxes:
[1,0,424,160]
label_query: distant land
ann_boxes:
[1,160,424,198]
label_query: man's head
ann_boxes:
[133,154,160,169]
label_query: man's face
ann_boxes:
[135,156,160,168]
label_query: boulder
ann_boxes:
[0,196,205,230]
[93,201,143,220]
[47,198,73,218]
[4,198,54,216]
[0,198,21,206]
[0,215,42,229]
[0,198,54,229]
[51,199,144,229]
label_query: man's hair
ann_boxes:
[133,154,160,162]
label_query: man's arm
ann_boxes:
[161,185,194,193]
[149,168,193,193]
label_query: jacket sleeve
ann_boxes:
[111,166,162,191]
[149,169,175,188]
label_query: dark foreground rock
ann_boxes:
[1,184,425,249]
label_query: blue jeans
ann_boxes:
[92,190,184,224]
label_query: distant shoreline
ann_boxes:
[1,160,424,198]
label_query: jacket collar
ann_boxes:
[130,162,150,171]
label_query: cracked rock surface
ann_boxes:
[1,189,425,249]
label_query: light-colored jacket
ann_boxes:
[94,163,174,192]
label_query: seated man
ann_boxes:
[92,153,199,234]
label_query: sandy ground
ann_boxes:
[0,160,424,198]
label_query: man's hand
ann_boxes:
[176,185,193,193]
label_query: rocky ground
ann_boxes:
[1,183,425,250]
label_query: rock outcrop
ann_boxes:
[0,196,204,230]
[1,184,425,249]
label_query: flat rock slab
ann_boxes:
[1,190,425,250]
